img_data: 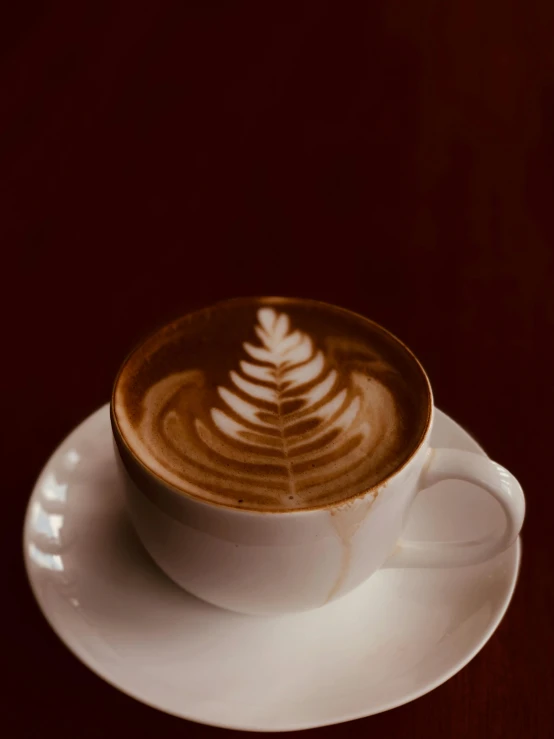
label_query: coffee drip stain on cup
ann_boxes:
[113,297,429,512]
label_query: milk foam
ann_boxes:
[114,301,429,511]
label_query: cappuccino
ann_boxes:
[113,297,430,511]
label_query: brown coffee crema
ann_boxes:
[113,298,430,511]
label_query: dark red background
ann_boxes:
[3,1,553,737]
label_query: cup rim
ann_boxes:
[111,296,433,515]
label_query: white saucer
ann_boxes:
[23,405,520,732]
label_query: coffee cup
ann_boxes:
[111,297,525,615]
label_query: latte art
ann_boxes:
[113,298,430,511]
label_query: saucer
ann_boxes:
[23,405,520,731]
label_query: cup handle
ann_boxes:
[386,448,525,568]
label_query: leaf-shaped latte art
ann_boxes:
[136,308,400,510]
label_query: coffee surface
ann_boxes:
[113,297,430,511]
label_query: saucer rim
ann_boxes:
[23,404,522,732]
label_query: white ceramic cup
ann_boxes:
[111,323,525,616]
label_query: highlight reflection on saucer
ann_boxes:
[64,448,81,470]
[28,542,64,571]
[30,501,63,540]
[26,460,75,573]
[27,497,65,571]
[41,472,68,502]
[26,448,84,610]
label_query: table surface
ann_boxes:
[3,2,553,737]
